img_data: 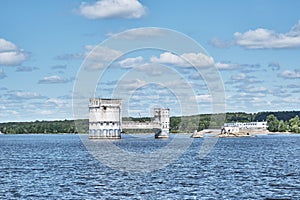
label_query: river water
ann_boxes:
[0,134,299,199]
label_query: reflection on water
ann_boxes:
[0,134,299,199]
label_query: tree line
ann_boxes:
[267,114,300,133]
[0,119,88,134]
[1,111,300,134]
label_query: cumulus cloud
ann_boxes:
[84,46,122,70]
[38,75,69,84]
[215,62,241,70]
[8,91,44,100]
[0,38,17,52]
[150,52,214,68]
[282,97,300,104]
[228,73,263,87]
[234,20,300,49]
[0,38,28,66]
[78,0,146,19]
[279,69,300,79]
[194,94,212,103]
[118,56,144,69]
[231,73,247,81]
[242,86,268,93]
[45,98,67,107]
[0,50,28,66]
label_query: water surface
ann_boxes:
[0,134,299,199]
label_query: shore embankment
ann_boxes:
[191,129,294,138]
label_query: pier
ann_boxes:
[88,98,170,139]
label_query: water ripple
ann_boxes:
[0,134,299,199]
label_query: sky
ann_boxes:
[1,0,300,122]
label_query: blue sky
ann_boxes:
[1,0,300,122]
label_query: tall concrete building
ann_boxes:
[88,98,170,139]
[89,98,122,139]
[154,108,170,138]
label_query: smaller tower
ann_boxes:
[154,108,170,138]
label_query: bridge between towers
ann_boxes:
[88,98,170,139]
[122,121,161,130]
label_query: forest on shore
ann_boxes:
[0,110,300,134]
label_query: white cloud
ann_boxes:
[116,79,146,91]
[135,63,165,76]
[151,52,185,65]
[108,28,166,40]
[194,94,212,103]
[283,97,300,104]
[231,73,247,80]
[118,56,144,68]
[84,46,122,70]
[247,86,268,93]
[78,0,146,19]
[85,45,122,60]
[215,62,241,70]
[234,20,300,49]
[0,38,28,66]
[182,53,214,67]
[38,75,69,84]
[46,98,66,107]
[40,110,54,115]
[0,49,28,66]
[0,38,17,52]
[9,91,43,99]
[150,52,214,68]
[279,69,300,79]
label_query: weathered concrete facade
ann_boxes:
[88,98,170,139]
[154,108,170,138]
[89,98,122,139]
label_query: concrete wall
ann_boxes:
[154,108,170,130]
[89,98,170,139]
[89,98,122,139]
[122,121,161,129]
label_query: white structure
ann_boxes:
[222,126,240,134]
[88,98,170,139]
[153,108,170,138]
[224,121,268,129]
[89,98,122,139]
[221,121,268,134]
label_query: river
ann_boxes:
[0,134,299,199]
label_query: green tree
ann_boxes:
[278,120,288,132]
[266,114,279,132]
[289,115,300,133]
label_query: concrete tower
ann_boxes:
[89,98,122,139]
[154,108,170,138]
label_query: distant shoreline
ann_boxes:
[1,132,298,136]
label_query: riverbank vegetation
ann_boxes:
[0,111,300,134]
[267,114,300,133]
